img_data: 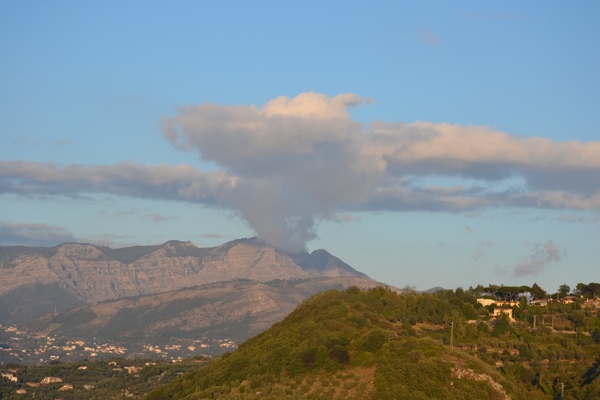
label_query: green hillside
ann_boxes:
[0,357,211,399]
[146,286,600,399]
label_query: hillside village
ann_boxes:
[0,356,211,398]
[479,293,600,324]
[0,323,236,366]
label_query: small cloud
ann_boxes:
[436,242,445,248]
[543,240,560,260]
[115,208,138,217]
[145,213,178,222]
[54,138,74,146]
[478,239,494,248]
[416,29,441,46]
[12,136,37,145]
[0,221,77,246]
[512,239,562,277]
[472,240,493,260]
[463,226,474,233]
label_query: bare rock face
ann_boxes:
[190,243,309,285]
[23,276,386,350]
[47,244,138,301]
[0,238,370,324]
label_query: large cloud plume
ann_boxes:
[160,93,384,251]
[2,92,600,252]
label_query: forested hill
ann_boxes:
[145,286,600,400]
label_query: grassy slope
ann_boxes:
[146,287,552,400]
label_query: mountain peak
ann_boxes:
[0,238,376,324]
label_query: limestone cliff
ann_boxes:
[0,238,370,324]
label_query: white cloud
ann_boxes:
[0,160,236,205]
[512,240,561,277]
[2,92,600,251]
[471,239,494,261]
[145,213,178,222]
[160,92,383,251]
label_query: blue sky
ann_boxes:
[1,1,599,292]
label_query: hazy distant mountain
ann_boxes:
[0,238,377,324]
[423,286,446,293]
[23,276,383,350]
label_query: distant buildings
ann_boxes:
[492,308,515,321]
[479,295,583,308]
[1,372,17,382]
[58,383,74,391]
[476,298,495,307]
[40,377,63,384]
[561,296,578,304]
[530,298,552,306]
[0,323,229,364]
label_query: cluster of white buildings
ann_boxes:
[0,361,147,395]
[1,323,236,364]
[142,339,218,356]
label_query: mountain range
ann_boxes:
[0,238,389,355]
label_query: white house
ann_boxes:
[492,308,515,321]
[477,298,496,307]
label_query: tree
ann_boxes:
[569,310,586,328]
[592,328,600,344]
[588,282,600,299]
[483,285,531,302]
[557,284,570,299]
[576,282,600,299]
[492,313,512,337]
[575,283,587,297]
[530,283,548,300]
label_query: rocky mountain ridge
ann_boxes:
[20,276,383,359]
[0,238,371,324]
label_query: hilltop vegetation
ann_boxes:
[0,357,211,399]
[2,283,600,399]
[145,285,600,399]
